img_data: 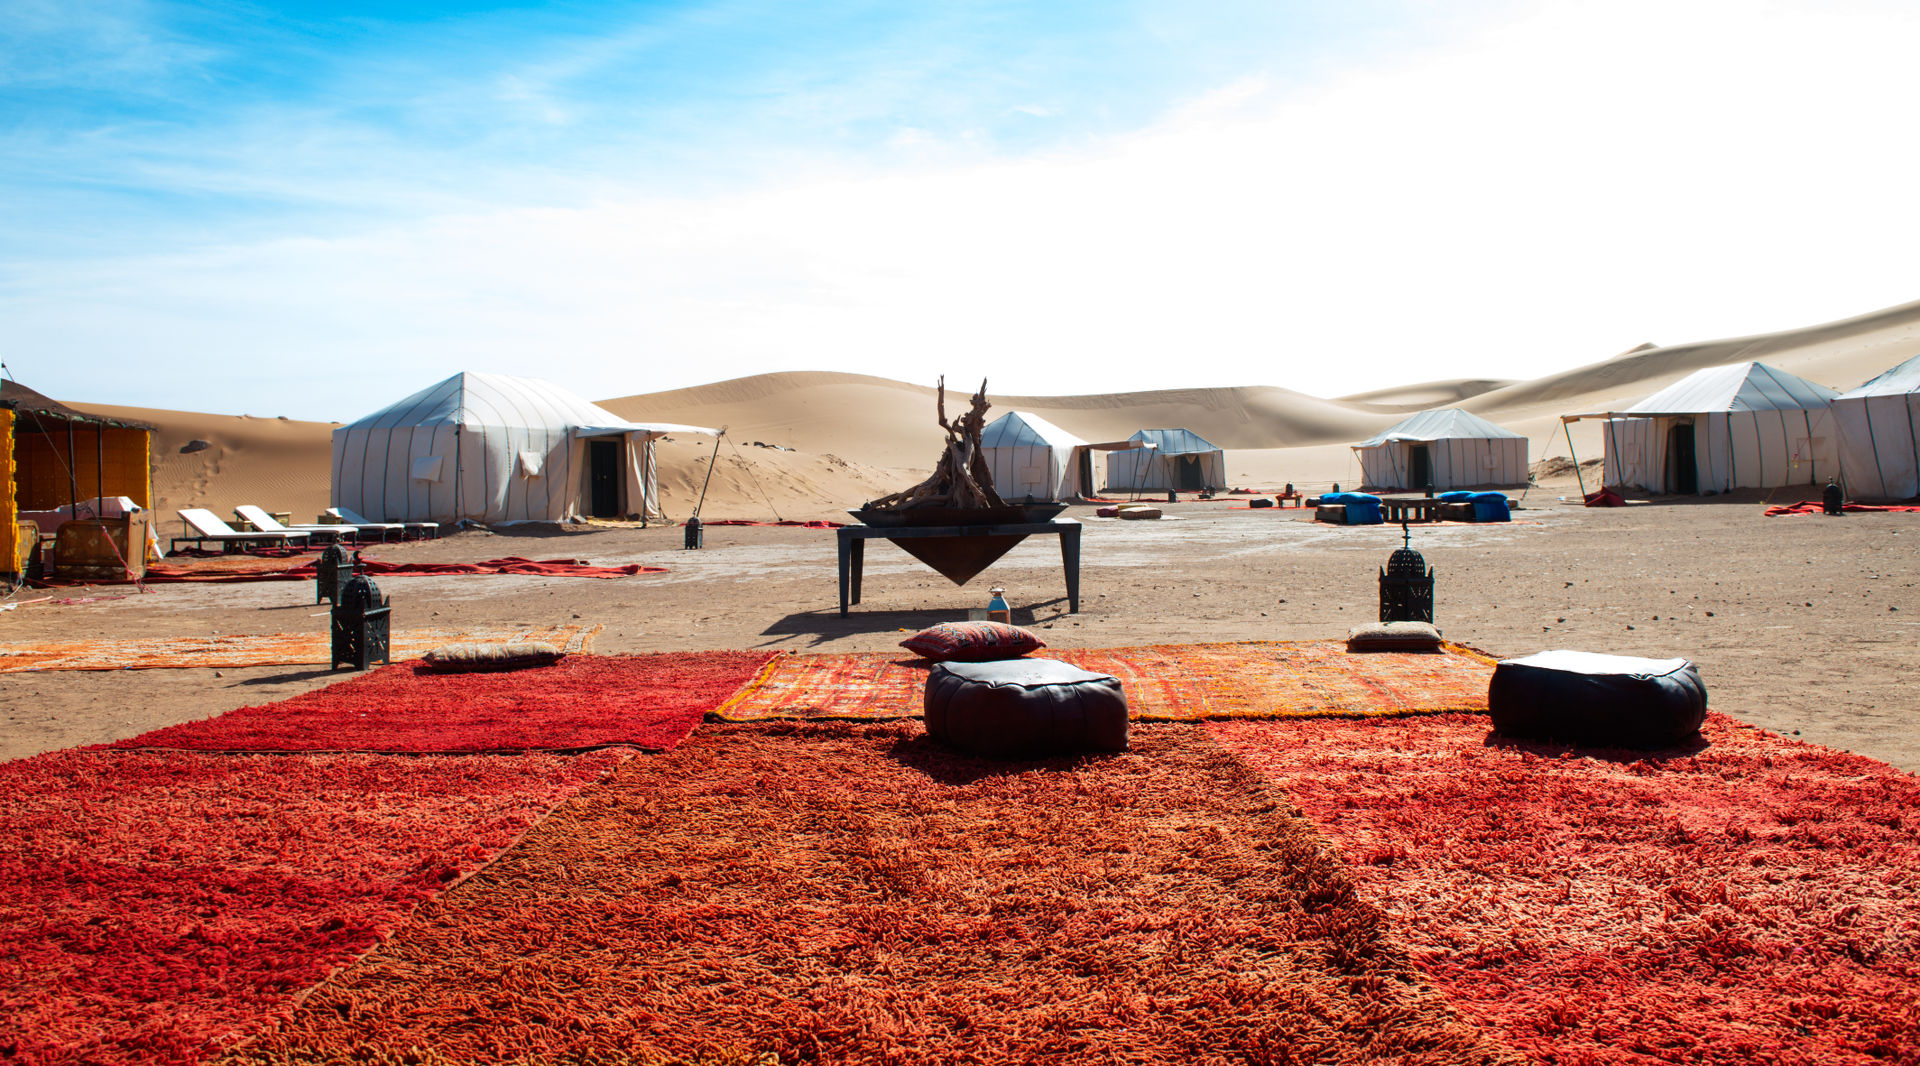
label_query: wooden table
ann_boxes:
[837,518,1082,616]
[1380,498,1444,523]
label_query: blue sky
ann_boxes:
[4,0,1919,420]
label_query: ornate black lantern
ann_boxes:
[331,573,392,671]
[1823,479,1845,516]
[684,515,704,550]
[1379,522,1435,624]
[315,544,356,605]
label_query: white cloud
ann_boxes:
[7,0,1920,416]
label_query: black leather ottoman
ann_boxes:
[1489,650,1707,749]
[925,658,1128,758]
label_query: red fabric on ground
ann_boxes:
[1210,713,1920,1064]
[0,748,628,1066]
[1765,500,1920,516]
[134,556,668,584]
[108,651,777,752]
[1584,488,1627,507]
[701,519,843,528]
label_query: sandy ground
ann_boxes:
[7,476,1918,773]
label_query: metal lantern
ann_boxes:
[1379,522,1435,624]
[315,544,356,605]
[684,515,704,550]
[330,573,392,671]
[1823,479,1845,516]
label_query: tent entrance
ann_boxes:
[1666,423,1698,494]
[1178,455,1205,491]
[1408,445,1432,491]
[587,439,622,518]
[1077,450,1094,498]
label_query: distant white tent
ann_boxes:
[1352,408,1529,491]
[1562,362,1839,494]
[980,412,1146,501]
[1105,428,1226,494]
[332,372,717,524]
[1834,353,1920,499]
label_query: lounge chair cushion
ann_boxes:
[900,621,1045,662]
[419,642,565,673]
[1346,621,1442,652]
[1488,650,1707,749]
[925,658,1128,758]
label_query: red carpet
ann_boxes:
[109,651,777,753]
[1209,713,1920,1064]
[136,556,668,584]
[0,748,629,1066]
[228,724,1513,1065]
[1764,500,1920,517]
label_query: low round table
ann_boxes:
[924,658,1128,758]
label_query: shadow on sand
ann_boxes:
[760,599,1073,648]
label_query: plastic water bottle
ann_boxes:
[987,586,1011,624]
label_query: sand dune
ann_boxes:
[58,296,1920,521]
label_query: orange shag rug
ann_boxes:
[712,640,1496,722]
[227,723,1515,1066]
[1209,713,1920,1065]
[0,623,600,673]
[0,749,630,1066]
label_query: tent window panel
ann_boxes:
[412,455,445,482]
[518,450,544,477]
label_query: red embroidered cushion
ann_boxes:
[900,621,1045,663]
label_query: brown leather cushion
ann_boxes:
[1346,621,1443,652]
[925,658,1128,758]
[419,642,564,673]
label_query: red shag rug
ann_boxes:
[1209,713,1920,1064]
[228,723,1515,1065]
[0,748,629,1066]
[110,651,778,753]
[1764,500,1920,517]
[136,556,668,584]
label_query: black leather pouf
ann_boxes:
[1489,650,1707,749]
[925,658,1128,758]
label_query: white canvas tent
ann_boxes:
[1562,362,1839,494]
[1834,353,1920,499]
[1353,408,1529,491]
[1104,428,1226,494]
[332,372,716,524]
[980,411,1146,501]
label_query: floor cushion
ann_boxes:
[925,658,1128,758]
[1346,621,1442,652]
[900,621,1044,662]
[1489,650,1707,749]
[420,642,564,673]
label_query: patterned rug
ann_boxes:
[711,640,1497,722]
[1210,713,1920,1065]
[0,623,600,673]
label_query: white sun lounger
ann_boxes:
[233,505,362,546]
[328,506,436,541]
[172,508,310,555]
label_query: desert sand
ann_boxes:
[7,298,1920,771]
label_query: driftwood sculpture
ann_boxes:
[864,377,1007,513]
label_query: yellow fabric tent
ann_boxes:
[2,380,154,585]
